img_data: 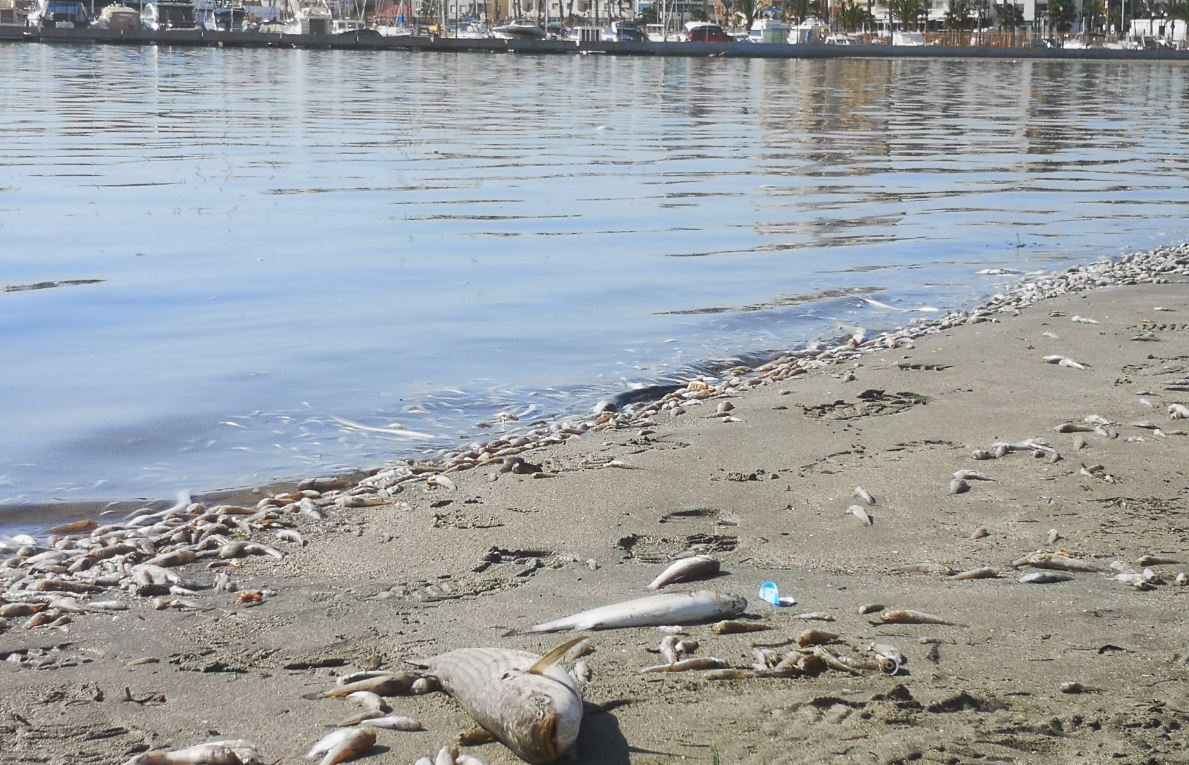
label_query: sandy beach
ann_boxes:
[2,247,1188,765]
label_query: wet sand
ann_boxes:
[2,249,1188,765]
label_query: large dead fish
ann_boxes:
[412,638,585,764]
[523,590,747,633]
[646,555,721,590]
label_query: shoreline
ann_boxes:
[1,246,1176,539]
[2,244,1188,765]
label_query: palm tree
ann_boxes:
[945,0,971,28]
[1082,0,1105,30]
[1048,0,1076,31]
[996,1,1023,28]
[888,0,926,28]
[838,0,871,29]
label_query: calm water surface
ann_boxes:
[3,46,1189,528]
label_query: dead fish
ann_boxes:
[796,612,835,622]
[1136,554,1182,566]
[1019,571,1073,584]
[858,603,885,615]
[345,691,389,714]
[970,449,996,460]
[710,619,771,635]
[897,562,955,576]
[1054,422,1095,433]
[868,643,905,675]
[658,635,679,664]
[640,657,726,673]
[845,505,873,525]
[1013,552,1103,573]
[124,741,259,765]
[47,518,98,535]
[356,715,423,731]
[1059,357,1088,370]
[413,637,585,764]
[853,486,876,505]
[879,609,954,625]
[646,555,720,590]
[306,673,418,699]
[796,629,839,647]
[1168,404,1189,420]
[1070,315,1100,324]
[970,527,989,540]
[952,470,994,482]
[949,478,970,495]
[305,727,375,765]
[949,567,998,581]
[1059,681,1100,694]
[523,590,746,633]
[427,474,457,491]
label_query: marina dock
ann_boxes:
[4,23,1189,59]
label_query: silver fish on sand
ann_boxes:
[524,590,747,633]
[306,728,375,765]
[646,555,721,590]
[413,638,585,764]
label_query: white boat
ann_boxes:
[891,30,926,45]
[787,17,827,44]
[287,0,332,34]
[749,18,789,43]
[454,20,491,38]
[94,3,138,30]
[643,22,682,41]
[196,0,246,30]
[27,0,90,28]
[824,33,858,45]
[141,1,198,30]
[491,18,546,39]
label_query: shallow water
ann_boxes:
[3,46,1189,529]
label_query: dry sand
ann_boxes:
[2,264,1188,765]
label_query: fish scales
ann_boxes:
[422,646,582,765]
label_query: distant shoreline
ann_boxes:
[4,24,1189,60]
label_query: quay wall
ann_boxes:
[2,23,1189,60]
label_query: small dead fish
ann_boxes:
[640,657,726,673]
[845,505,873,525]
[879,609,953,625]
[868,643,905,675]
[524,590,746,633]
[853,486,875,505]
[427,474,457,491]
[970,449,996,460]
[306,673,418,699]
[414,637,584,764]
[952,470,994,482]
[646,555,720,590]
[356,715,423,731]
[796,629,839,647]
[276,529,305,546]
[1136,554,1181,566]
[1019,571,1073,584]
[1054,422,1095,433]
[306,727,375,765]
[1059,357,1087,370]
[949,478,970,495]
[658,635,679,664]
[1059,681,1100,694]
[1168,404,1189,420]
[970,527,989,540]
[796,612,835,622]
[710,620,771,635]
[1070,315,1100,324]
[949,567,998,581]
[858,603,885,615]
[345,691,389,714]
[124,741,259,765]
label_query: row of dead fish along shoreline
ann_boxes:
[2,243,1188,634]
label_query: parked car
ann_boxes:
[685,23,731,42]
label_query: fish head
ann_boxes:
[717,592,748,616]
[508,685,582,764]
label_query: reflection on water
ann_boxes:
[3,47,1189,522]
